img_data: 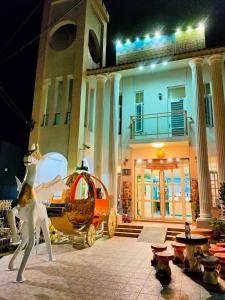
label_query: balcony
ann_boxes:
[129,110,188,141]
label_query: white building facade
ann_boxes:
[29,0,225,227]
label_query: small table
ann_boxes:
[216,242,225,248]
[213,252,225,279]
[176,233,208,272]
[155,251,174,279]
[171,242,186,264]
[198,256,219,285]
[151,243,167,266]
[209,246,225,255]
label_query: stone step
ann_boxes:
[117,224,143,229]
[166,227,185,241]
[115,228,142,233]
[115,231,139,238]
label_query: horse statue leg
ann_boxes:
[40,216,54,261]
[7,207,20,243]
[35,225,41,254]
[8,222,28,271]
[16,212,35,283]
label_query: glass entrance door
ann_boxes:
[135,159,191,221]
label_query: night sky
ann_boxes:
[0,0,225,149]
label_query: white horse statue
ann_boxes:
[7,144,67,283]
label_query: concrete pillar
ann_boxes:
[208,54,225,183]
[94,74,107,178]
[189,58,212,227]
[108,72,121,210]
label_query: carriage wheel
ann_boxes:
[107,208,117,238]
[86,224,96,247]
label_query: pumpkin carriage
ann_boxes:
[47,170,117,247]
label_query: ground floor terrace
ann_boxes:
[0,237,224,300]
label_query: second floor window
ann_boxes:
[54,79,63,125]
[168,86,186,136]
[42,81,51,127]
[65,77,73,124]
[204,83,214,127]
[88,89,95,132]
[135,91,144,132]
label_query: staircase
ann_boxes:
[115,224,143,238]
[166,227,185,241]
[105,223,185,240]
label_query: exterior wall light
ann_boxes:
[148,159,152,163]
[152,143,164,148]
[137,159,142,163]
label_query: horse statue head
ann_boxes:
[24,144,43,166]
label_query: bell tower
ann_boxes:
[29,0,109,173]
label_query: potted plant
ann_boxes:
[219,181,225,218]
[210,218,225,240]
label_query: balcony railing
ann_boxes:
[130,110,188,140]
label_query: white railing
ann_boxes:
[130,110,188,139]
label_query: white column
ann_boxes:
[189,58,212,227]
[108,72,121,210]
[94,74,107,178]
[208,54,225,183]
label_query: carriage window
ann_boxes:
[75,178,89,199]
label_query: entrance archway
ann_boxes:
[36,152,68,185]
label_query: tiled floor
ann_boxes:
[0,237,224,300]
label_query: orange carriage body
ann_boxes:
[68,173,109,228]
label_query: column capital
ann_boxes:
[208,54,224,66]
[109,72,122,81]
[189,57,204,69]
[96,74,107,83]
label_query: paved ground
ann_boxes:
[0,237,224,300]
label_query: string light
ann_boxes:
[187,26,192,32]
[155,31,161,38]
[176,28,181,34]
[198,22,205,30]
[116,40,122,47]
[116,22,205,48]
[126,39,131,45]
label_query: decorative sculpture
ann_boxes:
[7,144,58,282]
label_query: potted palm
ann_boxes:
[210,182,225,240]
[210,218,225,240]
